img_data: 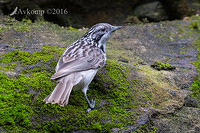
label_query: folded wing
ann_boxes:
[51,46,105,80]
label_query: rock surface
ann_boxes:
[133,1,169,22]
[0,0,199,27]
[0,16,200,132]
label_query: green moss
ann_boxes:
[179,47,187,54]
[0,45,63,131]
[191,77,200,101]
[151,61,176,71]
[0,45,149,132]
[134,123,157,133]
[68,26,78,31]
[190,18,200,101]
[12,22,32,32]
[0,72,32,131]
[91,122,102,130]
[189,16,200,30]
[1,63,17,71]
[0,45,63,67]
[0,17,50,33]
[0,25,9,33]
[22,18,32,24]
[155,23,178,42]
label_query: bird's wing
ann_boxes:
[51,45,105,79]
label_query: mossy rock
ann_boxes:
[0,16,200,132]
[0,45,150,132]
[151,61,176,71]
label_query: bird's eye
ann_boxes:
[101,29,105,32]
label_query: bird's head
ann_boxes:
[83,23,123,48]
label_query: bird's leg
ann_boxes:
[84,92,95,109]
[82,88,95,113]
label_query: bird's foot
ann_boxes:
[86,108,91,113]
[86,99,95,113]
[89,99,95,109]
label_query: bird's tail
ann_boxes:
[43,75,74,107]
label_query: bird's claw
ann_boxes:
[89,99,95,109]
[86,108,91,113]
[86,100,95,113]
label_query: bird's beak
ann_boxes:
[111,26,125,32]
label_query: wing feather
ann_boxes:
[51,45,105,80]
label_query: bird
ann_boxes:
[43,23,123,112]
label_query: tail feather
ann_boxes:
[59,79,73,106]
[43,75,73,107]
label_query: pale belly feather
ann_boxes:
[72,69,98,91]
